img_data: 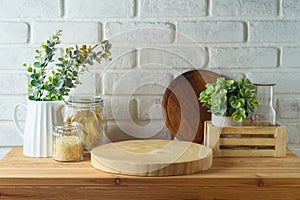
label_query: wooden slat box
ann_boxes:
[204,121,287,157]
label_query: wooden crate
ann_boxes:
[204,121,287,157]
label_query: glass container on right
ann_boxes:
[252,83,276,126]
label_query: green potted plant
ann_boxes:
[13,30,112,157]
[199,77,259,126]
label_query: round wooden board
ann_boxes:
[162,70,221,144]
[91,140,213,176]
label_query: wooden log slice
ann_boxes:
[91,140,213,176]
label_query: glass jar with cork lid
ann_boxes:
[64,95,104,151]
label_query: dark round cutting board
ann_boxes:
[162,70,221,144]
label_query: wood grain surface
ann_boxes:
[91,140,212,176]
[162,70,220,144]
[1,147,300,199]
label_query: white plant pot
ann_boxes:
[211,114,242,127]
[13,100,64,157]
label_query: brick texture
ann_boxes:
[0,73,27,95]
[278,96,300,119]
[139,46,208,69]
[177,21,245,43]
[140,0,207,17]
[212,0,278,16]
[1,0,300,150]
[210,47,278,68]
[0,48,35,69]
[0,23,28,43]
[65,0,135,18]
[282,0,300,17]
[105,22,176,43]
[247,71,300,93]
[282,47,300,67]
[0,0,61,18]
[102,70,173,95]
[250,21,300,42]
[33,22,100,44]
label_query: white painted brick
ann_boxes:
[71,71,96,95]
[136,96,163,120]
[139,46,208,69]
[0,0,61,18]
[218,69,249,80]
[177,21,245,43]
[282,47,300,67]
[65,0,134,18]
[0,95,27,120]
[288,144,300,157]
[104,120,136,142]
[283,0,300,17]
[103,96,137,120]
[0,122,23,146]
[283,122,300,144]
[0,48,36,70]
[247,71,300,93]
[210,47,278,68]
[250,21,300,42]
[278,96,300,118]
[105,120,170,142]
[33,22,100,44]
[140,0,207,17]
[212,0,278,16]
[105,22,175,43]
[0,22,28,43]
[0,73,27,95]
[107,48,137,69]
[102,70,173,95]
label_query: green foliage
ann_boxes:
[23,30,112,101]
[199,77,259,122]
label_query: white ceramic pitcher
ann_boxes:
[13,100,64,157]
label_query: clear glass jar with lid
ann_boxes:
[64,95,104,151]
[53,122,84,162]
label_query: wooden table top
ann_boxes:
[1,147,300,200]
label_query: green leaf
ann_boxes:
[27,66,33,72]
[30,74,38,79]
[56,63,64,67]
[34,62,41,68]
[28,95,36,100]
[231,109,246,122]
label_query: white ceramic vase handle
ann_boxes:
[13,103,27,139]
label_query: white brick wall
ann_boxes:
[177,21,245,43]
[0,22,28,43]
[212,0,278,16]
[0,0,300,157]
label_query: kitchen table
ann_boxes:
[0,147,300,199]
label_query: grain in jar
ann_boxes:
[64,95,104,151]
[53,122,84,162]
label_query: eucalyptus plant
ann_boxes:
[23,30,112,101]
[199,77,259,122]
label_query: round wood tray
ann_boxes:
[91,140,213,176]
[162,70,220,144]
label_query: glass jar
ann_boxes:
[252,83,276,126]
[53,122,84,162]
[64,95,104,151]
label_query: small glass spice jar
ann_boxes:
[53,122,84,162]
[64,95,104,151]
